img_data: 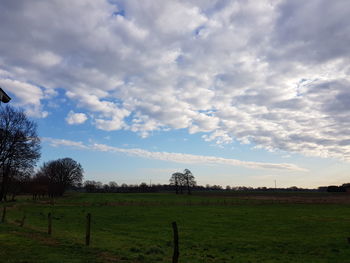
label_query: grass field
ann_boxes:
[1,192,350,262]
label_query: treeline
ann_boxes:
[0,105,84,202]
[318,183,350,193]
[84,181,171,193]
[2,158,84,201]
[82,180,322,193]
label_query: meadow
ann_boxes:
[1,192,350,263]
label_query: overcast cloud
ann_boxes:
[1,0,349,160]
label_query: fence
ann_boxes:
[0,207,180,262]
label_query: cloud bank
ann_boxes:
[43,137,307,172]
[1,0,350,160]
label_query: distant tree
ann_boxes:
[170,169,196,195]
[109,181,118,190]
[212,185,223,190]
[327,185,345,192]
[84,180,97,193]
[38,158,83,196]
[140,182,148,188]
[103,184,110,192]
[0,106,40,201]
[95,181,103,189]
[170,172,183,194]
[183,169,196,195]
[317,186,328,192]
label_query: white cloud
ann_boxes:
[44,137,307,172]
[0,78,42,105]
[1,0,350,160]
[65,111,88,125]
[0,78,48,117]
[42,138,88,150]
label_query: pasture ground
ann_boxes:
[1,192,350,262]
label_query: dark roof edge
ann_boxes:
[0,87,11,103]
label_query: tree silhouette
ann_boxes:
[170,172,183,194]
[0,106,40,201]
[38,157,83,197]
[183,169,196,195]
[170,169,196,195]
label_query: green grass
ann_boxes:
[1,192,350,262]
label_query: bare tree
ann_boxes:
[108,181,118,191]
[170,169,196,195]
[183,169,196,195]
[84,180,99,193]
[170,172,183,194]
[38,158,83,197]
[0,106,40,201]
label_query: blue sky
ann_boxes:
[1,0,350,188]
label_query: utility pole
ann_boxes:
[274,180,277,190]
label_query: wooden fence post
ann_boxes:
[48,212,52,235]
[1,206,6,223]
[86,213,91,246]
[172,221,179,263]
[20,214,26,227]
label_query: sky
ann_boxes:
[0,0,349,188]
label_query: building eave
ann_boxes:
[0,87,11,103]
